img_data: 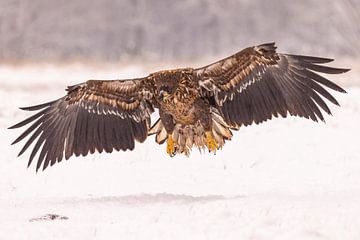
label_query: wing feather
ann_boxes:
[9,77,155,171]
[195,43,349,127]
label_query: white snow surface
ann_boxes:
[0,64,360,240]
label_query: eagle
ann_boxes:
[9,43,349,171]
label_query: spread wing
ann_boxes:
[195,43,349,128]
[9,78,155,171]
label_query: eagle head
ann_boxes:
[159,85,173,102]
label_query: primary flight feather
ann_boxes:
[9,43,349,171]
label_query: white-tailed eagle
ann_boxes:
[9,43,349,171]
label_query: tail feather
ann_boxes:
[149,108,234,155]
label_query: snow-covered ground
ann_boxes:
[0,64,360,240]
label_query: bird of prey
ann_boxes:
[9,43,349,171]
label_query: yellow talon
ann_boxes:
[166,134,176,157]
[205,131,218,153]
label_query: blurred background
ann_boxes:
[0,0,359,63]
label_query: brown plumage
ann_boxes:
[9,43,349,171]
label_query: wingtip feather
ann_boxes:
[289,54,334,64]
[19,100,56,111]
[340,68,351,73]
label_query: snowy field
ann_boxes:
[0,64,360,240]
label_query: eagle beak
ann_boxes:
[159,90,170,101]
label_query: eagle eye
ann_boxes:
[160,86,172,93]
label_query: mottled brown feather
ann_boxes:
[9,78,155,171]
[195,42,349,127]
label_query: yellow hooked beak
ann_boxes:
[160,90,170,102]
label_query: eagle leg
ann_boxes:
[205,131,218,153]
[166,134,177,157]
[159,110,177,156]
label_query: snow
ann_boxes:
[1,64,360,240]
